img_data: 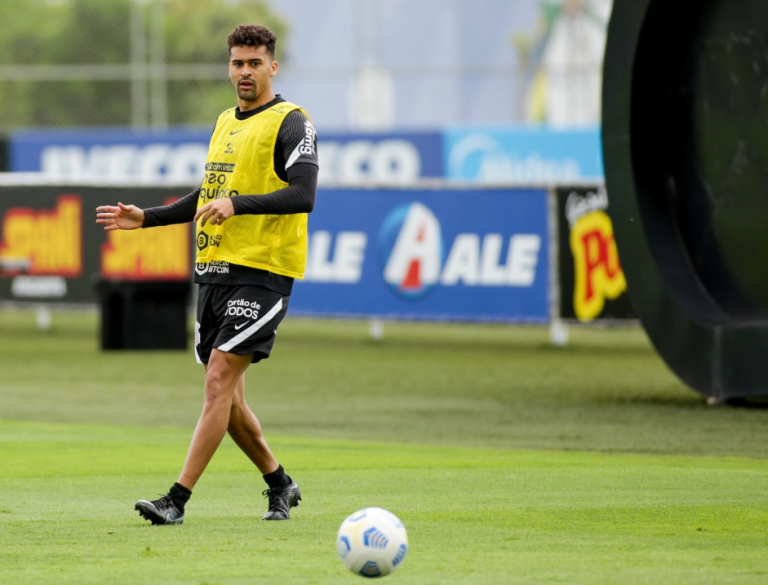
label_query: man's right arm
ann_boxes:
[142,189,200,228]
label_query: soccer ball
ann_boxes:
[336,507,408,578]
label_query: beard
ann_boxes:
[237,84,257,102]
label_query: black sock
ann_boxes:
[263,464,292,489]
[169,482,192,509]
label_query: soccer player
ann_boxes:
[96,24,318,525]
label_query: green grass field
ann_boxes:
[1,308,767,584]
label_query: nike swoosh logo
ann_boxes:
[229,129,243,135]
[234,322,248,330]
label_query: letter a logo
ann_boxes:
[378,202,443,298]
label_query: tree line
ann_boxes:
[0,0,288,130]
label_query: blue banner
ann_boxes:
[9,128,443,184]
[11,126,598,185]
[292,186,549,322]
[10,128,212,183]
[317,131,443,183]
[444,127,604,183]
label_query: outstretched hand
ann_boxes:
[95,202,145,231]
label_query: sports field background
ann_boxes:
[1,308,767,584]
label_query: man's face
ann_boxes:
[229,44,277,108]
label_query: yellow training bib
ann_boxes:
[195,101,309,279]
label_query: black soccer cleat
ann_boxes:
[262,482,301,520]
[135,493,185,525]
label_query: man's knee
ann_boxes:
[204,367,238,407]
[205,366,229,391]
[207,351,249,384]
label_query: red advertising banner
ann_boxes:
[0,185,193,304]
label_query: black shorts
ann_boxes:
[195,283,290,364]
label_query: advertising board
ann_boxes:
[555,185,634,321]
[9,129,443,184]
[292,186,549,322]
[316,132,443,183]
[444,127,604,183]
[9,128,211,183]
[0,184,549,324]
[0,186,192,304]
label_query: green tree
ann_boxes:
[0,0,289,130]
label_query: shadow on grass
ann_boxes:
[593,393,768,414]
[707,397,768,410]
[617,395,706,408]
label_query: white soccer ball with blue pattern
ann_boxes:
[336,507,408,578]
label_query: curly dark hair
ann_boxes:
[227,24,277,57]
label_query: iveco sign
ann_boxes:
[10,129,444,185]
[10,128,212,183]
[317,132,442,184]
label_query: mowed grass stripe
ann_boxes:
[4,309,768,458]
[1,421,767,585]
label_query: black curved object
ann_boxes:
[603,0,768,398]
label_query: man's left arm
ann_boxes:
[195,163,317,225]
[195,109,318,226]
[231,163,317,215]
